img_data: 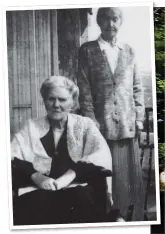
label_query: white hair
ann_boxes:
[97,7,124,26]
[40,76,79,111]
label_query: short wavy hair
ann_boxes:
[97,7,123,27]
[40,76,79,111]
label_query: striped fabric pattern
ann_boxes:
[107,138,145,221]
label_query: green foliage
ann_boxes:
[154,8,165,73]
[154,9,165,186]
[158,143,165,169]
[155,51,165,62]
[154,7,165,120]
[159,143,165,191]
[156,75,165,94]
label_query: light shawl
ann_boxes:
[11,113,112,179]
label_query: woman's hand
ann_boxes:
[106,192,113,214]
[31,169,76,191]
[55,169,76,190]
[136,120,143,132]
[106,177,113,214]
[31,172,57,191]
[135,120,143,137]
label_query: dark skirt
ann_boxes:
[13,179,119,226]
[107,138,145,221]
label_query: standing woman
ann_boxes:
[77,7,145,221]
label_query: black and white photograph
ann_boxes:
[4,2,160,229]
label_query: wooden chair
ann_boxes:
[139,107,155,221]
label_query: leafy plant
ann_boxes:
[154,8,165,120]
[154,8,165,191]
[158,143,165,170]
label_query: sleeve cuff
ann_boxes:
[12,157,37,189]
[136,120,144,123]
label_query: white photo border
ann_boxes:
[2,1,160,230]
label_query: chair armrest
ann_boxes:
[73,161,112,183]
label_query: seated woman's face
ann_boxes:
[44,86,73,121]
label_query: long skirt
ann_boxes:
[107,138,145,221]
[13,180,118,226]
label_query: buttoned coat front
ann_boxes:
[78,40,145,140]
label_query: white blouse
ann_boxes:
[53,128,65,150]
[98,36,120,74]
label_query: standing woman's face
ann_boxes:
[44,86,73,121]
[99,9,122,41]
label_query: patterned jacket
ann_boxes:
[77,40,145,140]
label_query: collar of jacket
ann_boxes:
[97,35,124,50]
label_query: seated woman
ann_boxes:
[11,75,123,225]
